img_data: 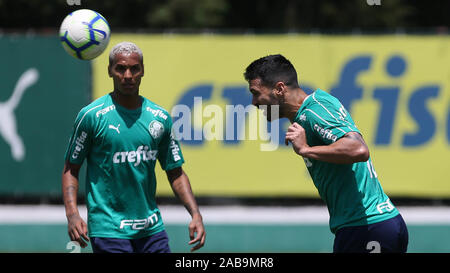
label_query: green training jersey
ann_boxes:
[294,89,398,233]
[65,93,184,239]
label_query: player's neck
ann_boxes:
[111,90,142,110]
[284,88,308,123]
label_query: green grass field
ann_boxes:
[0,205,449,253]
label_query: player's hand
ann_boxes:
[188,213,206,252]
[67,213,89,248]
[285,122,309,156]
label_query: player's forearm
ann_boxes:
[169,172,201,217]
[62,170,80,218]
[299,139,369,164]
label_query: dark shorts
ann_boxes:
[91,230,171,253]
[333,214,409,253]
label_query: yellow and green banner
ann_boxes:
[92,34,450,198]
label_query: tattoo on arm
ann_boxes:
[63,184,78,206]
[62,162,81,216]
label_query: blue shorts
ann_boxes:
[333,214,408,253]
[90,230,171,253]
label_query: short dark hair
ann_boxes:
[244,54,299,88]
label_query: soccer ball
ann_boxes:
[59,9,111,60]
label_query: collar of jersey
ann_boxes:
[109,94,145,113]
[295,89,318,120]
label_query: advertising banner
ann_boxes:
[97,34,450,197]
[0,36,90,195]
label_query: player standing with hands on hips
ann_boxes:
[244,54,408,253]
[62,42,205,253]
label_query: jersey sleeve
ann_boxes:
[157,115,185,171]
[303,101,360,145]
[64,107,94,165]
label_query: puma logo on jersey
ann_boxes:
[109,124,120,134]
[112,145,158,166]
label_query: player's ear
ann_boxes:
[273,81,287,98]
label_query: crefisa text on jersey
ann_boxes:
[71,131,87,159]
